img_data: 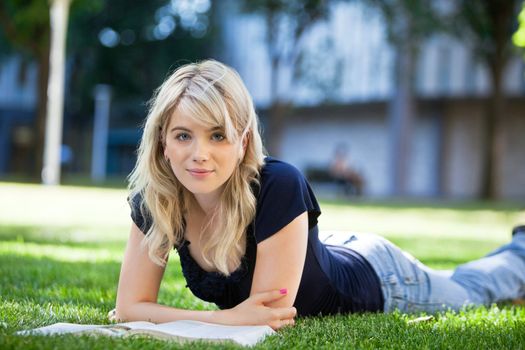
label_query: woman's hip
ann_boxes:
[319,231,470,313]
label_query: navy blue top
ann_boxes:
[130,157,384,316]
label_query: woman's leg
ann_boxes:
[450,229,525,305]
[319,229,525,313]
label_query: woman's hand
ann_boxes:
[221,289,297,330]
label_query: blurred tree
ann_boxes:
[0,0,214,177]
[67,0,214,122]
[0,0,56,178]
[0,0,105,178]
[451,0,521,199]
[361,0,442,196]
[240,0,331,156]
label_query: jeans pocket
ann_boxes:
[381,272,408,312]
[381,247,430,312]
[387,245,424,284]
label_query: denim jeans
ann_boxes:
[319,230,525,313]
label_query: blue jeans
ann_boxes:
[319,231,525,313]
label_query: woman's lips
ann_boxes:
[187,168,214,178]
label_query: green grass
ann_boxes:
[1,182,524,349]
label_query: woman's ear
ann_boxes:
[242,131,250,151]
[238,133,249,162]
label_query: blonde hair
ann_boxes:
[128,60,265,276]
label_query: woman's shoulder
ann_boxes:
[260,157,305,183]
[256,156,316,206]
[253,157,321,242]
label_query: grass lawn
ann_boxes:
[1,182,524,349]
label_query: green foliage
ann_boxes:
[513,3,525,47]
[0,0,49,55]
[451,0,520,63]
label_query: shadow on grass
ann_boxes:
[0,253,188,304]
[0,251,203,333]
[1,253,123,306]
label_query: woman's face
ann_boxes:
[164,108,243,205]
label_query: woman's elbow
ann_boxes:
[114,300,135,322]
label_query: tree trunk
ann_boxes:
[481,62,505,199]
[389,43,416,196]
[478,0,514,200]
[34,46,51,180]
[265,101,291,157]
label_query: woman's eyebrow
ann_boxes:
[169,126,223,133]
[169,126,191,133]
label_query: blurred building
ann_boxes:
[0,56,142,178]
[0,56,38,175]
[219,1,525,199]
[1,1,524,199]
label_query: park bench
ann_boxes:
[305,166,363,196]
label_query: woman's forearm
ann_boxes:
[115,289,296,330]
[116,301,230,324]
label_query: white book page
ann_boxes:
[140,320,275,346]
[114,321,156,330]
[16,323,102,336]
[16,321,155,336]
[16,320,275,346]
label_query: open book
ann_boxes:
[16,320,275,346]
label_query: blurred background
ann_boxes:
[1,0,525,200]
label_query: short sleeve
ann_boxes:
[128,192,153,234]
[254,158,321,243]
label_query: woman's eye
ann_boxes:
[175,133,191,141]
[211,133,225,142]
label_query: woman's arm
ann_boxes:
[115,222,296,329]
[250,211,309,309]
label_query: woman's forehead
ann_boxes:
[168,106,222,130]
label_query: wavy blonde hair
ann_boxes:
[128,60,266,275]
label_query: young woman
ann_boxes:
[114,59,525,330]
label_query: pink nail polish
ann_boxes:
[279,288,288,294]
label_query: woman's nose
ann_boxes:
[192,140,209,162]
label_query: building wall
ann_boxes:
[0,56,37,109]
[499,101,525,199]
[279,107,444,198]
[221,1,525,107]
[279,105,390,197]
[407,111,442,197]
[442,102,485,198]
[279,98,525,199]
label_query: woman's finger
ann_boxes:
[274,306,297,320]
[282,318,295,327]
[271,317,295,330]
